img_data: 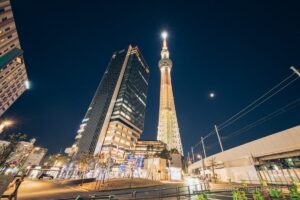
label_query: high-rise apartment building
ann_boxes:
[0,0,29,116]
[157,32,183,155]
[66,46,149,162]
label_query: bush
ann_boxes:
[233,190,248,200]
[197,193,208,200]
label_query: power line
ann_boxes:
[192,70,299,151]
[222,98,300,140]
[218,73,297,130]
[205,73,297,138]
[200,74,298,143]
[218,76,299,131]
[201,98,300,157]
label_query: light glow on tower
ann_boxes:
[161,31,168,39]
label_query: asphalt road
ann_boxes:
[16,179,251,200]
[16,179,183,200]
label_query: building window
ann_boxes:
[16,57,22,64]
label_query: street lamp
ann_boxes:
[0,120,14,134]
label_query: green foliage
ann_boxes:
[289,183,300,200]
[261,180,268,187]
[269,188,281,199]
[197,193,208,200]
[251,190,264,200]
[241,180,248,188]
[232,190,248,200]
[75,195,82,200]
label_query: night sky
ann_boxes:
[3,0,300,156]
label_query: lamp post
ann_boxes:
[0,120,13,134]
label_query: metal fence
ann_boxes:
[59,183,209,200]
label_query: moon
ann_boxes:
[209,92,215,98]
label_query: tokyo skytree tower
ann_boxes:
[157,32,183,155]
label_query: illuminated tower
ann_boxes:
[157,32,183,155]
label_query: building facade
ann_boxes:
[0,0,29,116]
[188,126,300,184]
[157,33,183,155]
[0,138,47,174]
[66,46,150,163]
[23,147,47,168]
[134,140,166,158]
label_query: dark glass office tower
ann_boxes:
[66,46,149,162]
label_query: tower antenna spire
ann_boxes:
[161,31,170,59]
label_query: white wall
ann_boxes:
[188,125,300,183]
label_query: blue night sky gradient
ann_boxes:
[3,0,300,156]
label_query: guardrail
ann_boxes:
[59,183,209,200]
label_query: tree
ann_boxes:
[170,148,179,154]
[156,148,171,160]
[0,133,27,173]
[77,153,94,179]
[43,154,69,167]
[209,157,217,183]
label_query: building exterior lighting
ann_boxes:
[3,120,13,126]
[25,80,30,89]
[0,120,14,134]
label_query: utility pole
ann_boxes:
[191,147,195,163]
[291,66,300,77]
[214,125,224,152]
[201,137,207,158]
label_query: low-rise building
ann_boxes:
[188,125,300,184]
[23,147,47,167]
[134,140,166,158]
[0,138,47,174]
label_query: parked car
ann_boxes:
[38,173,54,180]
